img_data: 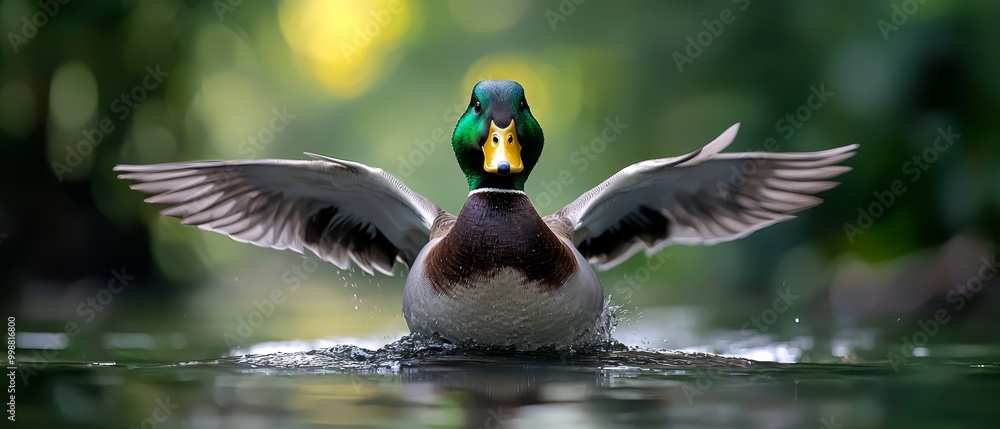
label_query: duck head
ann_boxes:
[452,80,544,191]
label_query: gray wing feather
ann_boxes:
[547,123,858,270]
[115,154,447,275]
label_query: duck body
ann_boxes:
[116,80,858,350]
[403,189,604,348]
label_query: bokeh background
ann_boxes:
[2,0,999,364]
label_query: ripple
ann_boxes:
[225,334,775,373]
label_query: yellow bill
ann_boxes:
[482,119,524,175]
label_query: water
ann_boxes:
[15,332,1000,428]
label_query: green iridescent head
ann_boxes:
[451,80,544,191]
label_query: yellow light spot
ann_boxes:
[279,0,412,98]
[462,53,582,133]
[191,72,270,157]
[448,0,527,33]
[49,62,98,130]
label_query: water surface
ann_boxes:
[17,331,1000,428]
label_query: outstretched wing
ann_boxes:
[115,154,451,275]
[546,123,858,270]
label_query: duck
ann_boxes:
[116,80,857,349]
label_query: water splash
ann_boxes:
[230,334,769,372]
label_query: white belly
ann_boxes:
[402,238,607,349]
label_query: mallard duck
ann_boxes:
[116,80,857,349]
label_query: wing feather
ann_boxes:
[546,123,857,270]
[116,156,452,275]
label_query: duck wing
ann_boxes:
[544,123,858,271]
[115,153,453,275]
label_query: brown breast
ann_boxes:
[425,190,577,294]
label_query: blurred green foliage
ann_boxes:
[1,0,998,360]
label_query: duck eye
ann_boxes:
[520,99,527,110]
[474,101,482,115]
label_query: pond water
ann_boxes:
[15,329,1000,428]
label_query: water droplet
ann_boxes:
[794,317,800,324]
[353,305,359,310]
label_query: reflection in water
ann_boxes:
[228,336,774,428]
[19,333,1000,428]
